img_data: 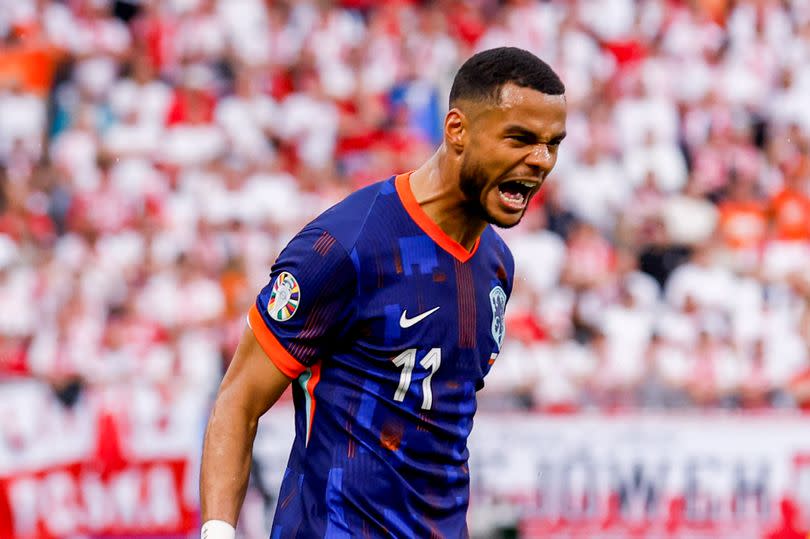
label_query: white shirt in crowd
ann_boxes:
[0,89,46,160]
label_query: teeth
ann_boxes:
[500,191,525,205]
[516,180,537,188]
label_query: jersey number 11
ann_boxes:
[392,348,441,410]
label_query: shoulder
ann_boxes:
[273,177,398,282]
[305,177,395,253]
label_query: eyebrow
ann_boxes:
[503,125,567,144]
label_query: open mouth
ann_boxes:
[497,179,538,210]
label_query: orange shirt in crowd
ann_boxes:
[770,189,810,241]
[0,44,60,96]
[717,200,768,249]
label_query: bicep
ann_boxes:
[216,325,292,421]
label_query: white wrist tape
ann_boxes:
[201,519,236,539]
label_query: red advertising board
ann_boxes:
[0,459,197,539]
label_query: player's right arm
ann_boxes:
[199,325,292,531]
[199,226,358,536]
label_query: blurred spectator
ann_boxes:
[560,138,629,232]
[0,78,46,161]
[660,175,719,247]
[716,174,768,271]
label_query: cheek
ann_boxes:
[464,142,514,189]
[480,149,514,177]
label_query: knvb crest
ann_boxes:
[489,286,507,350]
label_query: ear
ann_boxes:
[444,108,467,153]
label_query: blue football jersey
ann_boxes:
[249,173,514,538]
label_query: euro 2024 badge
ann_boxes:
[268,271,300,322]
[489,285,506,350]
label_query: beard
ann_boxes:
[459,154,522,229]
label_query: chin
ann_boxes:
[492,219,522,229]
[486,210,524,229]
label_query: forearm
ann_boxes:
[200,395,259,524]
[199,326,293,528]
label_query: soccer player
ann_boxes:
[200,46,566,538]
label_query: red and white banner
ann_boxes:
[0,459,196,539]
[0,382,204,539]
[6,392,810,539]
[466,413,810,538]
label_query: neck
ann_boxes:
[408,148,487,251]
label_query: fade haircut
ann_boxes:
[449,47,565,108]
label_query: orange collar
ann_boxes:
[395,172,480,263]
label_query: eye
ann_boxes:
[507,134,532,144]
[542,139,563,151]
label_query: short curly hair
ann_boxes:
[449,47,565,107]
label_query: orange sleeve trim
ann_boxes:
[395,172,480,263]
[248,303,307,379]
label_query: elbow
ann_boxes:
[207,388,259,433]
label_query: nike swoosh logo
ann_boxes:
[399,306,440,328]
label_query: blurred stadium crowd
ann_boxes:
[0,0,809,425]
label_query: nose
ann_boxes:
[525,143,555,173]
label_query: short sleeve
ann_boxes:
[248,227,356,378]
